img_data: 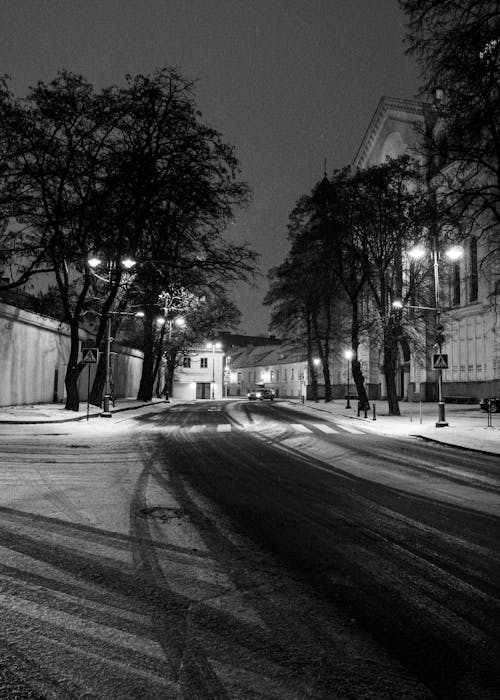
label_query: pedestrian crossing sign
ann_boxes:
[432,353,448,370]
[82,347,98,364]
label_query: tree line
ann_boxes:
[0,67,258,411]
[265,0,499,416]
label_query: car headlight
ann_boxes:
[256,392,262,398]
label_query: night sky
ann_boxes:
[0,0,420,334]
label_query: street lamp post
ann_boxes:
[313,357,320,402]
[101,309,143,417]
[432,238,448,427]
[102,314,113,416]
[87,256,137,417]
[394,241,463,428]
[225,356,231,398]
[344,350,353,408]
[206,341,222,399]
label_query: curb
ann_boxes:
[409,433,500,457]
[0,400,170,425]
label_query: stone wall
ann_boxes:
[0,302,143,407]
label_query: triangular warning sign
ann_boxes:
[82,348,98,363]
[432,354,448,369]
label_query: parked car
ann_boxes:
[247,387,274,401]
[479,396,499,413]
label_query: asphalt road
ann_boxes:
[0,399,498,699]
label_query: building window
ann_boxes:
[469,238,478,302]
[270,370,274,381]
[285,369,288,382]
[237,371,242,382]
[248,371,251,382]
[200,357,208,368]
[183,357,191,368]
[276,369,280,381]
[452,262,461,306]
[291,368,294,381]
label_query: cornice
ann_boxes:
[354,96,429,169]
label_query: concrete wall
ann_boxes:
[0,302,143,406]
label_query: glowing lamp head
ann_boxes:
[408,245,426,260]
[445,246,463,261]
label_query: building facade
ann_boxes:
[354,96,500,401]
[171,344,225,400]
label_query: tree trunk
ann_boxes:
[137,314,155,401]
[153,325,166,397]
[166,348,177,396]
[351,358,369,410]
[64,322,83,411]
[350,300,370,410]
[383,332,401,416]
[309,361,319,402]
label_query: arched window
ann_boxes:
[469,238,478,302]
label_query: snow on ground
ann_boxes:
[0,396,499,455]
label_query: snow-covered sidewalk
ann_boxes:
[284,397,500,456]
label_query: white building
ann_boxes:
[354,96,500,401]
[172,343,225,400]
[226,344,310,400]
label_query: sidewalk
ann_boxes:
[0,397,172,423]
[285,397,500,456]
[0,396,499,455]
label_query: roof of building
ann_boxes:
[229,342,307,369]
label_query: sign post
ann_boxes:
[432,353,448,370]
[82,348,98,420]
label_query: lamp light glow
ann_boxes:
[408,245,426,260]
[445,245,463,261]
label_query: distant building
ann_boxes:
[172,343,225,400]
[226,343,308,400]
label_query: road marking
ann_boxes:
[290,424,313,433]
[312,423,338,434]
[217,424,231,432]
[189,424,206,432]
[335,424,364,434]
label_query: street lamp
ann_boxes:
[206,341,222,399]
[87,256,137,417]
[225,356,231,397]
[344,350,353,408]
[313,358,320,402]
[101,309,142,416]
[394,242,463,427]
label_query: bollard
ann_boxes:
[372,403,376,421]
[364,404,368,418]
[487,401,493,428]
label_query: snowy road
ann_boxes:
[0,400,498,698]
